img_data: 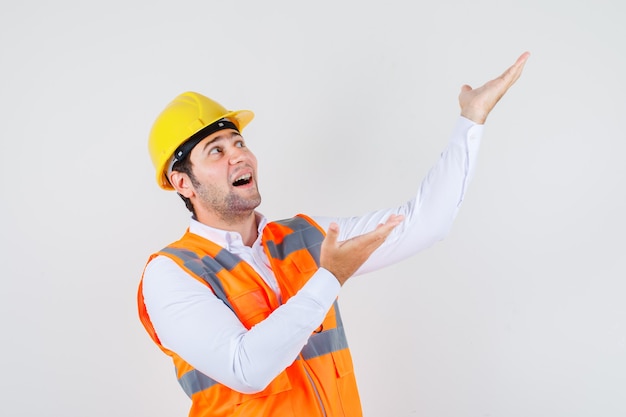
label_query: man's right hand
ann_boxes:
[320,214,404,285]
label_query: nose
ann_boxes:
[229,146,246,165]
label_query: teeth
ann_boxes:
[235,173,251,182]
[233,173,252,186]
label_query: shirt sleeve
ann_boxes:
[312,116,483,275]
[141,255,341,394]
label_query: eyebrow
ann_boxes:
[201,130,242,153]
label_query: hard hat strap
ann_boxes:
[169,118,239,172]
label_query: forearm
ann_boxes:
[313,116,483,274]
[142,256,340,393]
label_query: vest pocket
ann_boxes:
[331,349,354,378]
[277,231,319,275]
[228,288,272,329]
[233,370,293,405]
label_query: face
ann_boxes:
[178,128,261,225]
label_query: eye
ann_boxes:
[208,146,222,155]
[235,139,246,148]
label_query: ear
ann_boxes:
[169,170,195,199]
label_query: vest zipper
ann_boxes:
[301,355,327,417]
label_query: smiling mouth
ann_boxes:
[232,173,252,187]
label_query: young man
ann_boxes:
[138,52,530,417]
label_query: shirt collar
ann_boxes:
[188,212,268,250]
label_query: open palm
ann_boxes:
[459,52,530,124]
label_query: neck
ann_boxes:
[196,210,259,247]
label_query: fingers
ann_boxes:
[320,214,405,285]
[373,214,404,235]
[506,51,531,73]
[499,51,531,86]
[336,215,404,250]
[515,51,531,67]
[366,215,404,249]
[459,51,530,124]
[325,222,339,246]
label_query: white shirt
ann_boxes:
[142,116,483,394]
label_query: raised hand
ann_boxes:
[320,214,404,285]
[459,51,530,124]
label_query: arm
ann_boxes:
[313,117,482,275]
[142,255,341,394]
[315,52,530,277]
[141,218,398,393]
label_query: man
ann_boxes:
[138,52,530,417]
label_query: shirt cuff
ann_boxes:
[450,116,484,147]
[298,268,342,311]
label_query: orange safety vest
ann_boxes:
[137,214,362,417]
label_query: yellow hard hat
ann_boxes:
[148,91,254,190]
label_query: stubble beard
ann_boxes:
[196,183,262,225]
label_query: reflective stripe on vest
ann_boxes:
[178,369,219,399]
[301,327,348,361]
[159,246,240,313]
[265,217,324,263]
[176,310,348,398]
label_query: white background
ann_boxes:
[1,1,625,416]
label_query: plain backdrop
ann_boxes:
[1,1,625,416]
